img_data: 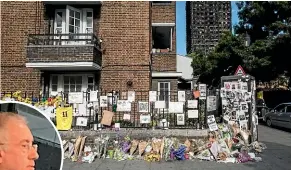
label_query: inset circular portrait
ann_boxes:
[0,101,63,170]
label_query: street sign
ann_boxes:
[234,65,246,76]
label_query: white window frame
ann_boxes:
[158,82,171,109]
[49,74,94,95]
[152,23,175,51]
[53,6,93,45]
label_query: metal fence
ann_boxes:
[1,89,219,130]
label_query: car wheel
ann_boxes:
[266,118,272,127]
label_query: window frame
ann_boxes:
[158,82,171,108]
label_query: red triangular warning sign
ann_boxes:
[234,65,246,76]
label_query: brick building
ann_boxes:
[1,1,180,102]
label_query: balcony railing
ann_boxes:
[26,33,102,65]
[27,33,101,50]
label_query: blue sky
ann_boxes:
[176,1,239,55]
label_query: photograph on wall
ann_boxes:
[224,82,232,90]
[76,117,88,127]
[239,120,248,131]
[241,102,248,111]
[117,100,131,112]
[231,82,236,90]
[220,88,226,98]
[236,82,241,90]
[138,101,149,113]
[140,114,151,124]
[207,96,217,112]
[244,92,251,102]
[207,115,218,131]
[176,114,185,125]
[230,110,237,120]
[100,96,108,107]
[241,82,248,91]
[226,91,235,99]
[178,91,186,102]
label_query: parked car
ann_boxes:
[256,98,269,119]
[263,102,291,129]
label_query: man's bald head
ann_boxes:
[0,112,28,143]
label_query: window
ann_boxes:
[274,104,286,112]
[64,76,82,92]
[285,105,291,113]
[54,6,93,44]
[152,26,173,51]
[51,76,58,92]
[158,82,170,108]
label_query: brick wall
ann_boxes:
[151,2,177,73]
[152,53,176,72]
[98,2,151,91]
[27,46,101,65]
[1,1,45,92]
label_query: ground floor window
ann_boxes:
[158,82,171,108]
[49,74,96,95]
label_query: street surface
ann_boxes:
[62,125,291,170]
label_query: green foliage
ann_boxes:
[190,2,291,86]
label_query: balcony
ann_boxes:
[26,33,102,71]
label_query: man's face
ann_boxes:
[0,119,39,170]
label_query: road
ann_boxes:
[62,125,291,170]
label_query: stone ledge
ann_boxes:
[59,129,209,140]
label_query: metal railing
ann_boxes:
[27,33,101,50]
[1,90,218,130]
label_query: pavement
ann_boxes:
[62,125,291,170]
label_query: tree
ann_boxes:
[190,2,291,87]
[235,1,291,78]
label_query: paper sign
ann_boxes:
[101,110,114,126]
[187,110,199,118]
[187,100,198,108]
[123,113,131,120]
[128,91,135,102]
[140,114,151,124]
[177,114,185,125]
[56,107,73,130]
[138,101,149,113]
[100,96,108,107]
[178,91,186,102]
[89,91,98,102]
[207,115,218,131]
[39,106,55,118]
[115,123,121,130]
[117,100,131,112]
[68,92,83,104]
[199,84,207,99]
[155,101,165,109]
[207,96,217,112]
[224,82,232,90]
[169,102,184,113]
[76,117,88,126]
[149,91,157,102]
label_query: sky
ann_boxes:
[176,1,239,56]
